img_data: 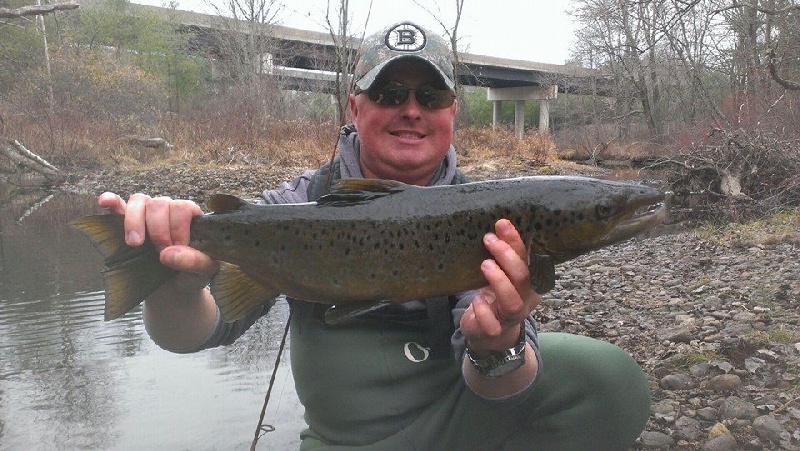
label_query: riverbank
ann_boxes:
[61,161,800,450]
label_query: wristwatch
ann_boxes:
[466,327,527,378]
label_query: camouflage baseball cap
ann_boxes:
[353,22,455,91]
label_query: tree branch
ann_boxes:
[0,3,78,19]
[766,48,800,91]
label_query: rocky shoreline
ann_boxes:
[63,162,800,450]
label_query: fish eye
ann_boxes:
[595,201,615,219]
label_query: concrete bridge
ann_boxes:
[124,2,610,137]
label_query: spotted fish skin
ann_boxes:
[72,176,667,321]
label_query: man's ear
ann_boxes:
[348,94,358,121]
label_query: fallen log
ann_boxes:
[118,135,174,149]
[0,137,62,181]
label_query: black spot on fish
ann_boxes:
[224,234,231,241]
[392,269,399,276]
[345,248,350,255]
[437,262,445,271]
[254,240,261,247]
[243,229,250,236]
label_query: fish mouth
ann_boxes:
[602,200,668,243]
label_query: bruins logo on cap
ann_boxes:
[385,23,426,52]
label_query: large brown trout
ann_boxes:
[71,176,667,322]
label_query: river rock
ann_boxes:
[674,415,702,441]
[707,374,742,391]
[656,326,695,343]
[753,414,783,442]
[696,407,718,421]
[719,396,759,420]
[639,430,676,448]
[702,434,738,451]
[660,373,697,390]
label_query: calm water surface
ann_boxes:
[0,192,303,450]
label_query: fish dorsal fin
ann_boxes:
[207,194,250,214]
[211,262,280,322]
[317,178,409,206]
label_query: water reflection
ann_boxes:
[0,192,302,449]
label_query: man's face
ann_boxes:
[349,60,457,186]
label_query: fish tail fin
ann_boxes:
[211,262,279,322]
[70,214,176,321]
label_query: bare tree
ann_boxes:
[412,0,466,90]
[206,0,284,144]
[323,0,371,127]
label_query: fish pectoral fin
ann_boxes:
[323,300,391,325]
[70,214,176,321]
[529,254,556,294]
[211,262,279,322]
[317,178,409,206]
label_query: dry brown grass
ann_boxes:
[456,126,554,169]
[4,115,558,174]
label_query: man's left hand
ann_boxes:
[460,219,542,357]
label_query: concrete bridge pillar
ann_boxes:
[488,85,558,139]
[514,100,525,140]
[492,101,502,130]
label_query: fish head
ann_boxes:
[529,180,667,262]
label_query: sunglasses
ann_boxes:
[359,81,456,110]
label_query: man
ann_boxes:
[100,21,650,450]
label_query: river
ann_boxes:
[0,192,303,450]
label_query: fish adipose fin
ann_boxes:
[211,262,280,322]
[317,178,409,206]
[70,214,176,321]
[529,254,556,294]
[207,194,252,214]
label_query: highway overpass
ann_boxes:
[106,1,612,136]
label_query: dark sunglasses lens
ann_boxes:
[416,89,455,109]
[369,86,409,105]
[367,82,454,109]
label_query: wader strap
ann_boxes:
[426,296,457,360]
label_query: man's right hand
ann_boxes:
[97,192,219,287]
[98,192,222,350]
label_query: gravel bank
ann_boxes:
[64,162,800,450]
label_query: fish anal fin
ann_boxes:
[529,254,556,294]
[323,300,391,325]
[211,262,279,322]
[318,178,409,206]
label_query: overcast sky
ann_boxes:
[133,0,578,64]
